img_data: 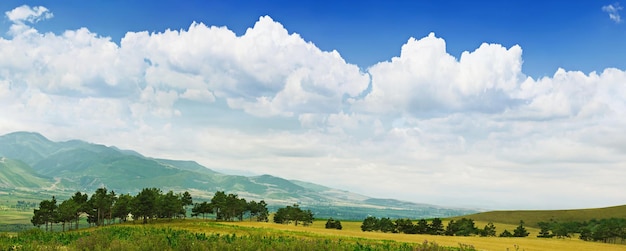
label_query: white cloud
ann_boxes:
[5,5,52,23]
[1,7,626,209]
[5,5,53,36]
[356,33,524,116]
[602,3,623,23]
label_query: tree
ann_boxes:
[395,218,416,234]
[210,191,228,220]
[480,222,497,237]
[445,218,477,236]
[325,218,342,230]
[180,191,193,218]
[88,188,116,226]
[361,216,379,232]
[132,187,161,224]
[416,219,429,234]
[513,220,529,237]
[377,217,395,233]
[112,193,133,223]
[499,229,513,237]
[273,204,314,226]
[158,190,182,219]
[537,222,554,238]
[248,200,269,222]
[35,196,58,231]
[31,208,44,229]
[191,201,212,219]
[429,218,445,235]
[57,199,78,231]
[69,191,88,230]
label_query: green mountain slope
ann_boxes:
[0,157,52,189]
[457,205,626,227]
[0,131,479,219]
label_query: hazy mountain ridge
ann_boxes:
[0,131,479,219]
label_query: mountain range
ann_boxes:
[0,131,478,219]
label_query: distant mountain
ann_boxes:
[0,131,478,219]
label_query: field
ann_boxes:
[459,205,626,227]
[2,219,625,251]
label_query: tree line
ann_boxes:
[31,187,193,231]
[31,188,313,231]
[537,218,626,244]
[191,191,269,222]
[360,216,529,237]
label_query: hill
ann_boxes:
[0,157,53,189]
[457,204,626,227]
[0,131,478,220]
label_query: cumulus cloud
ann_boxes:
[1,6,626,209]
[602,3,623,23]
[5,5,53,36]
[355,33,525,116]
[5,5,52,23]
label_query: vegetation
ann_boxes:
[361,216,498,237]
[0,223,478,251]
[190,191,269,222]
[535,218,626,244]
[30,188,194,229]
[273,204,314,226]
[325,218,343,230]
[460,205,626,227]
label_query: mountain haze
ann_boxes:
[0,131,478,219]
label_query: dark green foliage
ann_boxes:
[273,204,314,226]
[429,218,445,235]
[416,219,429,234]
[513,220,529,237]
[361,216,379,232]
[191,201,213,219]
[480,222,496,237]
[395,218,417,234]
[132,187,160,224]
[445,218,477,236]
[325,218,343,230]
[537,221,554,238]
[112,193,132,222]
[499,229,513,237]
[377,217,395,233]
[31,196,57,231]
[248,200,269,222]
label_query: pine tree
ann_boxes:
[513,220,529,237]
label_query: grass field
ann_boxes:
[211,220,626,251]
[1,218,625,250]
[459,205,626,227]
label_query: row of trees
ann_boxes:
[191,191,269,222]
[538,218,626,243]
[360,217,529,237]
[273,204,314,226]
[31,188,193,230]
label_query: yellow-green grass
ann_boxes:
[0,210,32,224]
[459,205,626,227]
[199,219,626,251]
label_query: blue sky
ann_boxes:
[1,1,625,210]
[2,1,625,77]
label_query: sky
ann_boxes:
[0,1,625,210]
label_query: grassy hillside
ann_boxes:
[0,158,52,189]
[458,205,626,227]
